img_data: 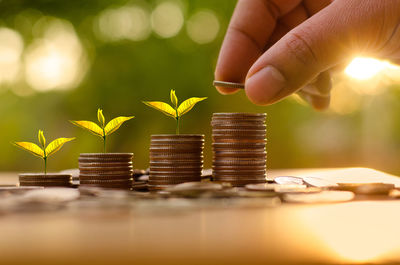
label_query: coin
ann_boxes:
[213,80,244,89]
[336,183,394,195]
[131,181,148,191]
[149,175,201,181]
[212,169,266,175]
[302,177,338,187]
[79,179,132,184]
[245,183,307,192]
[274,176,304,185]
[132,169,147,176]
[79,153,133,158]
[79,167,133,172]
[78,157,132,163]
[214,179,266,187]
[149,179,201,185]
[283,190,354,203]
[212,165,267,171]
[147,184,172,191]
[212,159,266,166]
[19,173,71,181]
[212,112,266,118]
[79,175,132,180]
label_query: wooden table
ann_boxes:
[1,168,400,265]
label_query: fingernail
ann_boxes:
[246,66,286,105]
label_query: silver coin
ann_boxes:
[303,177,339,187]
[245,183,307,192]
[213,80,244,89]
[274,176,304,185]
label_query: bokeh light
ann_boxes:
[95,5,151,42]
[151,1,184,38]
[186,10,219,44]
[0,28,24,85]
[24,18,87,92]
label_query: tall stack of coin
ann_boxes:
[149,135,204,190]
[212,113,267,186]
[78,153,133,189]
[19,173,72,187]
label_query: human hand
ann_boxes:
[214,0,400,110]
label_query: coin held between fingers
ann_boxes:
[213,80,245,89]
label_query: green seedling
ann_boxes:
[70,109,134,153]
[143,90,207,134]
[13,130,75,174]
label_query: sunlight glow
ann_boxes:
[345,57,389,80]
[24,18,87,92]
[298,202,400,263]
[151,1,184,38]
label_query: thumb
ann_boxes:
[244,0,368,105]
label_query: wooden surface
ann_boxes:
[1,168,400,265]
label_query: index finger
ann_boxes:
[214,0,302,94]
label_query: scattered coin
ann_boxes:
[166,182,222,197]
[303,177,339,187]
[274,176,304,185]
[389,189,400,198]
[213,80,244,89]
[283,190,354,203]
[336,183,394,195]
[245,183,307,192]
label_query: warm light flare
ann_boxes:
[345,57,389,80]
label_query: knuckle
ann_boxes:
[284,31,319,68]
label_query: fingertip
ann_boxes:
[311,96,330,111]
[245,66,286,105]
[215,86,239,95]
[298,91,330,110]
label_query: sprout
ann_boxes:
[14,130,75,174]
[143,89,207,134]
[70,109,134,153]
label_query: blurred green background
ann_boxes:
[0,0,400,175]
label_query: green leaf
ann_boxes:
[13,142,44,158]
[70,120,104,137]
[177,97,207,117]
[104,116,134,136]
[45,137,75,157]
[97,109,105,128]
[143,101,177,118]
[38,130,46,148]
[170,89,178,108]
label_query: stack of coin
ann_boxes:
[149,135,204,190]
[19,173,72,187]
[78,153,133,189]
[212,113,267,186]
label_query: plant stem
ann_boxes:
[102,128,106,153]
[175,108,180,135]
[176,117,180,135]
[44,157,47,175]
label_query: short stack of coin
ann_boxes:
[19,173,72,187]
[212,113,267,186]
[149,135,204,190]
[78,153,133,189]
